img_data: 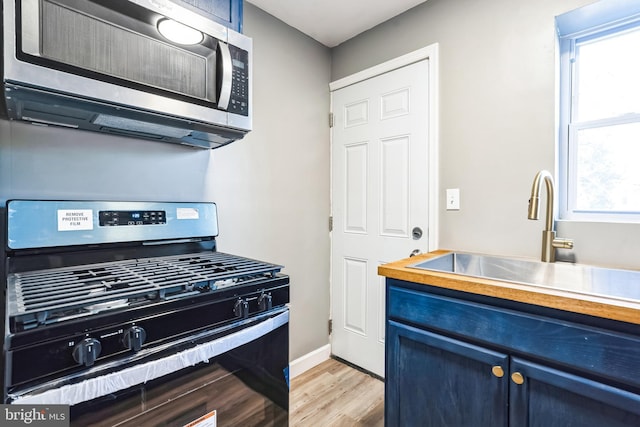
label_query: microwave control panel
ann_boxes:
[228,46,249,116]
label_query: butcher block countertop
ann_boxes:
[378,250,640,326]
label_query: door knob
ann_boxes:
[409,249,421,257]
[412,227,423,240]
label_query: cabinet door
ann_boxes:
[510,358,640,427]
[173,0,243,32]
[386,321,509,427]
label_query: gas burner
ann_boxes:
[7,252,282,331]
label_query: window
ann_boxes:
[557,0,640,221]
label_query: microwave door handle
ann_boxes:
[217,41,233,110]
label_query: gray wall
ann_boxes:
[0,121,211,203]
[210,4,332,361]
[0,3,332,362]
[332,0,640,270]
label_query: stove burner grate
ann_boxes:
[7,252,282,329]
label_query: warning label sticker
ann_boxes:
[183,410,216,427]
[57,209,94,231]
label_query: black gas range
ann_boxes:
[1,201,289,426]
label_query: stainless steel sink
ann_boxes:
[409,252,640,302]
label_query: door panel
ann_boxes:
[381,88,410,119]
[380,135,410,237]
[343,257,367,335]
[331,60,430,376]
[386,321,509,427]
[344,142,368,233]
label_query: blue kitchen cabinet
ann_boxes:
[172,0,243,33]
[510,358,640,426]
[385,279,640,426]
[386,320,509,426]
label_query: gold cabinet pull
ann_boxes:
[491,366,504,378]
[511,372,525,385]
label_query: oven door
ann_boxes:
[10,310,289,427]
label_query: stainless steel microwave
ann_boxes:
[1,0,252,148]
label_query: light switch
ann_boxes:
[446,188,460,210]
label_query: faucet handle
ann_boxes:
[552,238,574,250]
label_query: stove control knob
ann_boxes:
[234,298,249,319]
[123,326,147,352]
[258,292,272,311]
[72,338,102,367]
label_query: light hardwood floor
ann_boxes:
[290,358,384,426]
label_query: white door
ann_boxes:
[330,59,432,377]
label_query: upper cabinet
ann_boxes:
[172,0,244,32]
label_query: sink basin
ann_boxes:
[409,252,640,302]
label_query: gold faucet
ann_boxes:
[527,170,574,262]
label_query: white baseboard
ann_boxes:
[289,344,331,379]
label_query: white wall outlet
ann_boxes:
[446,188,460,210]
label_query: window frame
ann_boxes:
[557,1,640,222]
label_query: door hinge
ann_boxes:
[328,319,333,335]
[329,112,334,128]
[329,216,333,232]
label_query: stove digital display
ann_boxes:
[99,210,166,226]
